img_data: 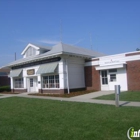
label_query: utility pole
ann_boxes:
[15,52,16,60]
[60,19,62,42]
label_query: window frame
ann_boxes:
[101,70,108,85]
[109,69,117,73]
[42,74,59,89]
[110,74,117,82]
[14,78,24,88]
[26,47,36,57]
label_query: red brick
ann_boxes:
[127,60,140,91]
[85,66,101,91]
[0,76,10,87]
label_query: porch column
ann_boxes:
[10,77,14,90]
[38,75,42,93]
[59,59,65,89]
[23,77,27,89]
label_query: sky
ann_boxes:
[0,0,140,67]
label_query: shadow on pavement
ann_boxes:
[120,101,130,107]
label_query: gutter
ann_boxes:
[66,59,70,94]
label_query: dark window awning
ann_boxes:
[36,62,58,74]
[9,69,22,77]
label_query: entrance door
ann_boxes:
[101,70,109,90]
[28,77,37,92]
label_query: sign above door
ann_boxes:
[27,69,35,75]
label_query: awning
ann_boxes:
[9,69,22,77]
[36,62,58,74]
[95,64,125,70]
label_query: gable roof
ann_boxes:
[7,42,105,67]
[54,43,104,57]
[21,43,51,55]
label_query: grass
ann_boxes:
[95,91,140,102]
[0,97,140,140]
[29,90,96,97]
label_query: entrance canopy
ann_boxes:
[95,64,125,70]
[9,69,22,77]
[36,62,58,74]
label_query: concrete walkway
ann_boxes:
[0,91,140,107]
[70,90,114,99]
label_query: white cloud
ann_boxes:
[16,39,27,43]
[38,39,60,45]
[72,39,84,45]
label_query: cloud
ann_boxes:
[38,39,60,45]
[16,37,60,46]
[16,39,27,43]
[72,38,84,45]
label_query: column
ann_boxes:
[59,59,65,89]
[37,75,41,93]
[23,77,27,89]
[10,77,14,89]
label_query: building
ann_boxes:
[6,42,140,93]
[7,42,104,93]
[85,51,140,91]
[0,68,10,87]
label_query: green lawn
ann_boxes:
[0,97,139,140]
[95,91,140,102]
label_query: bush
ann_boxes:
[0,86,11,92]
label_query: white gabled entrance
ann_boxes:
[27,77,38,93]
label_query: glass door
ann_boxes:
[101,70,108,85]
[101,70,109,90]
[28,77,37,92]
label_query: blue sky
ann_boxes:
[0,0,140,67]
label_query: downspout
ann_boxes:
[66,59,70,94]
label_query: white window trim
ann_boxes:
[42,74,60,89]
[14,78,24,88]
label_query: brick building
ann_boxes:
[85,51,140,91]
[5,42,140,93]
[0,68,10,87]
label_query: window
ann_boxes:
[14,78,23,88]
[110,74,116,82]
[43,75,59,88]
[30,78,33,87]
[109,69,117,73]
[101,70,108,85]
[26,47,36,57]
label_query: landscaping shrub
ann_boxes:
[0,86,11,92]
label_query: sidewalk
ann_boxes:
[70,91,114,99]
[0,91,140,107]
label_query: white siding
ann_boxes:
[58,58,66,89]
[23,66,40,77]
[100,68,128,91]
[67,57,85,89]
[23,47,39,58]
[116,68,128,91]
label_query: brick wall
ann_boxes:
[127,60,140,91]
[85,66,101,91]
[39,88,86,94]
[0,76,10,87]
[12,89,27,93]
